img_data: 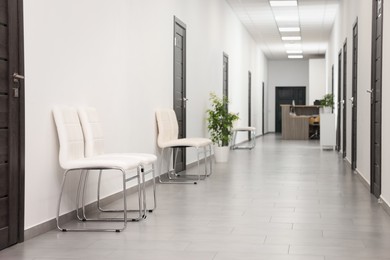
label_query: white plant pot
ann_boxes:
[323,106,332,113]
[214,145,230,163]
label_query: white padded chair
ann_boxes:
[77,107,157,215]
[231,125,256,150]
[53,106,144,232]
[155,108,212,184]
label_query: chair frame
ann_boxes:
[155,108,213,185]
[76,107,157,217]
[231,128,256,150]
[158,145,212,184]
[54,106,145,232]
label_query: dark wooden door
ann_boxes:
[248,71,252,140]
[262,82,265,135]
[336,51,342,151]
[223,53,228,111]
[342,41,347,158]
[370,0,383,198]
[173,17,186,172]
[275,87,306,133]
[331,65,334,113]
[0,0,24,250]
[351,20,358,170]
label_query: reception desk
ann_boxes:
[281,105,320,140]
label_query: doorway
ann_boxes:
[370,0,383,198]
[223,53,229,111]
[351,20,358,170]
[342,40,347,158]
[275,87,306,133]
[173,16,187,173]
[248,71,252,140]
[0,0,25,250]
[336,51,342,152]
[262,82,265,135]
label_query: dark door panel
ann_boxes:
[248,71,252,140]
[342,40,347,158]
[223,53,228,111]
[275,87,306,133]
[370,0,383,198]
[0,0,24,250]
[351,20,358,170]
[173,17,186,173]
[336,51,342,151]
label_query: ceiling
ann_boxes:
[226,0,340,60]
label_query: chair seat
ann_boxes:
[62,156,141,170]
[232,126,256,131]
[160,137,212,149]
[95,153,157,164]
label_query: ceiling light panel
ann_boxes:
[286,50,303,54]
[288,55,303,59]
[279,27,300,32]
[282,36,301,41]
[270,1,297,7]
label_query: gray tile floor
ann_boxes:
[2,134,390,260]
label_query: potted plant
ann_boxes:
[320,93,334,113]
[206,92,239,162]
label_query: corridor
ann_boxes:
[1,135,390,260]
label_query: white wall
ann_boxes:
[309,59,326,104]
[267,60,309,132]
[326,0,372,186]
[23,0,268,229]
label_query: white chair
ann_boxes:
[231,125,256,150]
[77,107,157,216]
[53,106,143,232]
[155,108,212,184]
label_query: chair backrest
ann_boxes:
[52,106,85,168]
[155,108,179,147]
[77,107,105,157]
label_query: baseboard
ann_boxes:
[186,154,213,169]
[380,196,390,216]
[24,179,155,241]
[355,169,370,191]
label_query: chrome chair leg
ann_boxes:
[159,147,199,184]
[57,168,128,232]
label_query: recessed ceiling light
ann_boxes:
[288,55,303,59]
[279,27,300,32]
[285,43,301,49]
[282,36,302,41]
[275,16,299,22]
[270,1,297,7]
[286,50,303,54]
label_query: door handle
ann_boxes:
[366,89,373,94]
[12,73,24,97]
[13,72,25,83]
[349,97,354,102]
[182,97,189,102]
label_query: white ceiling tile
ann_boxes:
[226,0,340,59]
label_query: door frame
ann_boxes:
[331,65,334,113]
[370,0,383,198]
[223,53,229,111]
[173,16,186,172]
[336,50,342,151]
[248,71,252,140]
[262,82,265,135]
[1,0,25,248]
[351,19,358,170]
[342,40,347,158]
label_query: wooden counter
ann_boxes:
[281,105,319,140]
